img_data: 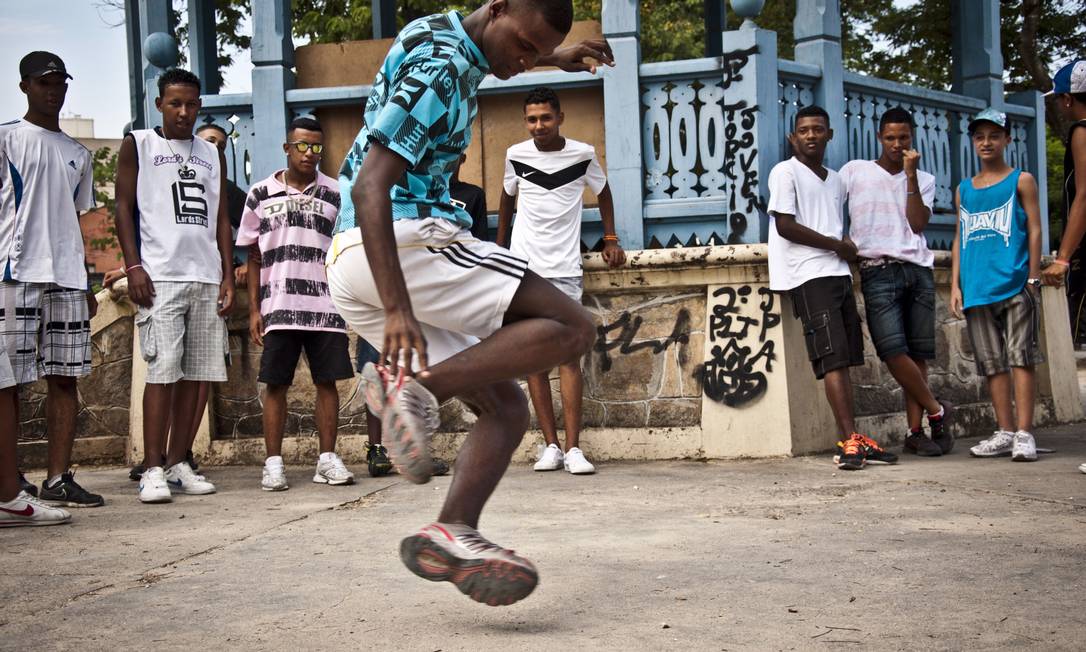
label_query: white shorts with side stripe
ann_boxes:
[326,219,527,367]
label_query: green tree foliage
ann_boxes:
[90,146,120,254]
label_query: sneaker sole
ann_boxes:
[533,464,562,472]
[383,391,435,485]
[565,466,596,475]
[312,474,355,486]
[139,493,173,504]
[834,455,895,466]
[0,517,71,527]
[1011,454,1037,462]
[400,534,538,607]
[837,461,865,470]
[166,484,216,496]
[40,498,104,508]
[361,363,387,417]
[262,484,289,491]
[969,450,1012,458]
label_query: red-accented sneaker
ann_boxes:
[836,434,867,470]
[848,433,899,465]
[360,362,391,418]
[381,372,439,484]
[400,522,538,606]
[0,491,71,527]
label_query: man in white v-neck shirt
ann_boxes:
[840,107,954,459]
[0,52,105,527]
[768,105,886,472]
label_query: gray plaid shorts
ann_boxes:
[964,287,1045,376]
[136,281,228,384]
[0,282,92,389]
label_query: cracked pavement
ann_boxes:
[3,425,1086,651]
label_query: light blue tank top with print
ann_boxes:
[957,169,1028,309]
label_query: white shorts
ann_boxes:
[0,282,92,389]
[136,281,228,384]
[326,219,527,366]
[547,276,584,302]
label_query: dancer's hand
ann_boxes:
[950,285,964,319]
[383,308,429,377]
[542,39,615,74]
[127,266,155,308]
[1042,261,1067,287]
[602,241,626,267]
[103,267,126,288]
[249,312,264,346]
[218,279,235,316]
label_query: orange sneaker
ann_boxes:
[850,433,899,465]
[836,434,866,470]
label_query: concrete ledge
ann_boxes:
[17,435,127,469]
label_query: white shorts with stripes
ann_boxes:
[0,282,92,389]
[136,281,228,384]
[326,219,527,367]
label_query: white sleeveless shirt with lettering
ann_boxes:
[130,128,222,284]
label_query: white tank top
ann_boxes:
[130,128,223,283]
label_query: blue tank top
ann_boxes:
[957,169,1029,309]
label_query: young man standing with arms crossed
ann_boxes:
[0,52,104,525]
[768,105,888,471]
[237,116,356,491]
[114,69,235,503]
[951,109,1045,462]
[1037,59,1086,473]
[497,86,625,475]
[841,107,953,458]
[327,0,611,605]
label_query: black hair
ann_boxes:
[288,116,323,136]
[514,0,573,35]
[794,105,830,128]
[196,123,228,138]
[157,68,201,96]
[1071,92,1086,105]
[524,86,561,113]
[878,106,914,133]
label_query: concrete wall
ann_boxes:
[19,245,1081,469]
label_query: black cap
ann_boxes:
[19,51,72,80]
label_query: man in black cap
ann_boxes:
[0,52,105,526]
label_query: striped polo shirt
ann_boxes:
[236,169,346,333]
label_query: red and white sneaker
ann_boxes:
[360,362,390,418]
[0,491,72,527]
[381,371,440,484]
[400,522,539,606]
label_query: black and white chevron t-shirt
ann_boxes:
[503,137,606,278]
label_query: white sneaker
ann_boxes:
[564,447,596,475]
[262,462,288,491]
[165,461,216,495]
[313,453,355,485]
[1011,431,1038,462]
[533,443,564,471]
[0,491,71,527]
[139,466,172,503]
[969,431,1014,457]
[1079,462,1086,474]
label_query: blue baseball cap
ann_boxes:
[967,107,1008,135]
[1046,59,1086,96]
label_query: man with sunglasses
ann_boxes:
[236,116,356,490]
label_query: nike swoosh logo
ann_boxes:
[523,171,535,176]
[0,505,34,517]
[167,479,181,487]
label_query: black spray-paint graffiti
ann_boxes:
[700,286,780,407]
[720,46,764,244]
[594,309,692,373]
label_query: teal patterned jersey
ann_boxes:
[335,11,489,234]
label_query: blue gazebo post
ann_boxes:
[951,0,1003,109]
[250,0,295,183]
[721,1,779,244]
[188,0,220,95]
[371,0,397,39]
[793,0,846,169]
[602,0,645,249]
[136,0,173,131]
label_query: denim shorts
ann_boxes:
[859,261,936,361]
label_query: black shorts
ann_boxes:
[789,275,864,380]
[258,330,353,386]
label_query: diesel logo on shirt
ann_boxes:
[172,181,209,227]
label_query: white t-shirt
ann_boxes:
[0,119,94,289]
[767,157,850,291]
[840,159,936,267]
[130,129,223,284]
[504,137,606,278]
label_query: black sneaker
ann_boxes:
[18,471,38,498]
[929,400,955,454]
[432,458,450,476]
[836,435,866,470]
[903,430,942,456]
[366,442,392,478]
[128,464,145,481]
[40,471,105,508]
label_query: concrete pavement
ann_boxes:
[3,425,1086,651]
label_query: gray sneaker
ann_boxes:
[970,431,1014,458]
[382,376,440,484]
[1011,431,1038,462]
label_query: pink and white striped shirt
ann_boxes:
[236,169,346,333]
[840,159,936,267]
